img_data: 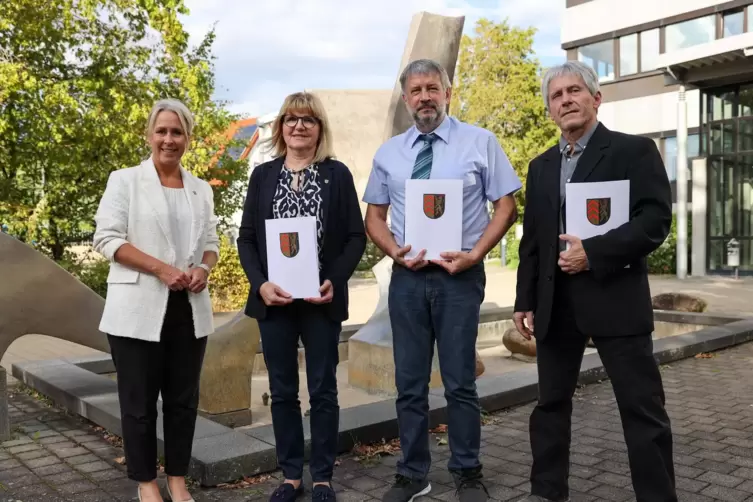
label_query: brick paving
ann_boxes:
[3,343,753,501]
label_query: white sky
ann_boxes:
[180,0,565,118]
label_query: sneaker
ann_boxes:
[270,482,304,502]
[382,474,431,502]
[454,471,489,502]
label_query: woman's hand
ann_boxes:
[305,280,333,305]
[259,282,293,306]
[157,265,191,291]
[188,267,209,293]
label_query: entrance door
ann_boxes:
[706,86,753,273]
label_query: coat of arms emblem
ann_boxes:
[279,232,299,258]
[423,194,446,219]
[586,198,611,226]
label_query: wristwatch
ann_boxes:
[198,263,212,275]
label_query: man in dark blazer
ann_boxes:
[513,61,677,502]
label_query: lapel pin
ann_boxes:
[325,179,329,184]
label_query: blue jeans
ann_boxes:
[258,301,341,482]
[388,262,486,480]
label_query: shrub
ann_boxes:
[57,250,109,298]
[356,237,386,273]
[209,235,249,312]
[647,213,691,275]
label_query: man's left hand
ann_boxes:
[431,251,479,275]
[188,267,209,293]
[558,234,590,274]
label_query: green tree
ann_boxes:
[0,0,248,260]
[451,18,559,214]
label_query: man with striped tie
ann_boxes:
[363,59,521,502]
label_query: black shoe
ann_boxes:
[454,470,489,502]
[382,474,431,502]
[312,484,336,502]
[270,482,304,502]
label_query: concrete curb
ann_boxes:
[11,311,750,486]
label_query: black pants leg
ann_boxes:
[259,304,305,481]
[300,303,341,482]
[161,295,208,477]
[530,328,587,500]
[593,336,677,502]
[108,291,207,482]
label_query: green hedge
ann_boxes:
[647,213,691,275]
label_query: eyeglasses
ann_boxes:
[284,115,319,129]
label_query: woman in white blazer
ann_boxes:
[93,98,219,502]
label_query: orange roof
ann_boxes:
[208,117,261,186]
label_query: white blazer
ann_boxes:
[93,157,220,342]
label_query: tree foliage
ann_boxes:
[451,18,559,213]
[0,0,248,259]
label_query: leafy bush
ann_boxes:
[356,237,386,273]
[57,250,110,298]
[209,235,249,312]
[647,213,691,275]
[504,228,520,269]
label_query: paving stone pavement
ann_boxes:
[3,342,753,501]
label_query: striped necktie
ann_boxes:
[411,133,438,180]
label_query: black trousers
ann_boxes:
[108,290,208,482]
[258,300,341,482]
[529,273,677,502]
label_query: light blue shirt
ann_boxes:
[362,115,522,251]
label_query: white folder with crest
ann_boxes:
[265,216,320,299]
[404,179,463,261]
[565,180,630,241]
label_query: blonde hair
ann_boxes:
[145,98,195,139]
[270,92,335,164]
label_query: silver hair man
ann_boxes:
[540,60,601,113]
[399,58,452,92]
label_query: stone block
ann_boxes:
[198,311,261,417]
[188,431,276,486]
[0,367,9,442]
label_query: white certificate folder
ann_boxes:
[265,216,320,299]
[404,179,463,260]
[565,180,630,240]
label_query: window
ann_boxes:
[724,10,744,37]
[578,40,614,82]
[664,134,701,181]
[665,15,715,52]
[619,34,638,76]
[640,29,660,72]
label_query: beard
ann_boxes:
[412,103,445,130]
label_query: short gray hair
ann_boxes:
[541,61,600,112]
[146,98,195,138]
[399,59,451,93]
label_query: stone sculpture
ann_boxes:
[502,327,536,363]
[652,292,707,313]
[0,232,260,425]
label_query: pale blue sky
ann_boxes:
[180,0,565,118]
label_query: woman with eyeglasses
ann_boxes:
[237,92,366,502]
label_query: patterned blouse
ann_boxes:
[271,163,324,267]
